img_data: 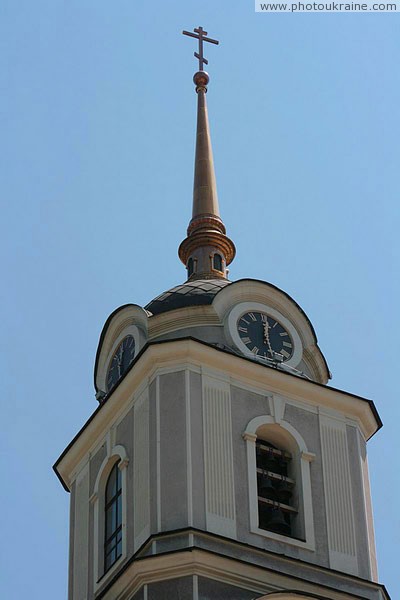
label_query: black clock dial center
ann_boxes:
[106,335,136,391]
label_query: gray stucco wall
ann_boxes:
[149,378,158,535]
[284,404,329,567]
[229,389,329,566]
[118,407,135,558]
[347,424,371,579]
[231,385,270,546]
[148,576,193,599]
[198,576,257,599]
[190,371,206,530]
[87,491,94,599]
[116,407,134,459]
[89,442,107,496]
[160,371,188,530]
[87,442,107,596]
[68,483,75,600]
[153,325,226,347]
[68,365,376,599]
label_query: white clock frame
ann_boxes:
[227,302,303,368]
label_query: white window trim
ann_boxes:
[91,444,129,591]
[243,415,315,551]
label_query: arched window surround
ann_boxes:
[243,414,315,551]
[91,444,129,589]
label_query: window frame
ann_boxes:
[256,439,296,537]
[187,257,194,277]
[91,444,129,590]
[212,252,223,272]
[243,415,316,550]
[104,461,123,572]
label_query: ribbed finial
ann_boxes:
[179,28,235,281]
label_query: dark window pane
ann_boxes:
[213,254,222,271]
[105,546,115,571]
[104,461,122,572]
[105,503,117,538]
[256,440,293,537]
[106,465,117,502]
[117,495,122,527]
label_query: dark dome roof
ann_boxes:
[145,279,231,316]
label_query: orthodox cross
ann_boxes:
[182,26,219,71]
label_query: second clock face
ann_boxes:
[237,311,294,360]
[107,335,136,391]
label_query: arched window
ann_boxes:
[243,414,315,550]
[213,253,223,271]
[92,445,128,590]
[104,461,122,572]
[256,439,295,537]
[187,257,194,277]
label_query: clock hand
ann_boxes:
[117,345,124,375]
[263,318,274,356]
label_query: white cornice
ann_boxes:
[148,305,220,338]
[97,548,374,600]
[55,339,380,491]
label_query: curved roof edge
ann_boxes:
[93,303,146,392]
[213,278,331,381]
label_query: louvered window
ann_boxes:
[256,440,297,537]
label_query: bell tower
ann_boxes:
[54,27,390,600]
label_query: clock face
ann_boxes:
[107,335,136,391]
[237,311,294,361]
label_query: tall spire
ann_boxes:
[179,27,235,281]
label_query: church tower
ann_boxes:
[54,27,390,600]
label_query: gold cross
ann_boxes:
[182,26,219,71]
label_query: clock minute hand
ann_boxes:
[263,318,274,356]
[117,345,124,376]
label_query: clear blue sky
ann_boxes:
[1,2,398,598]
